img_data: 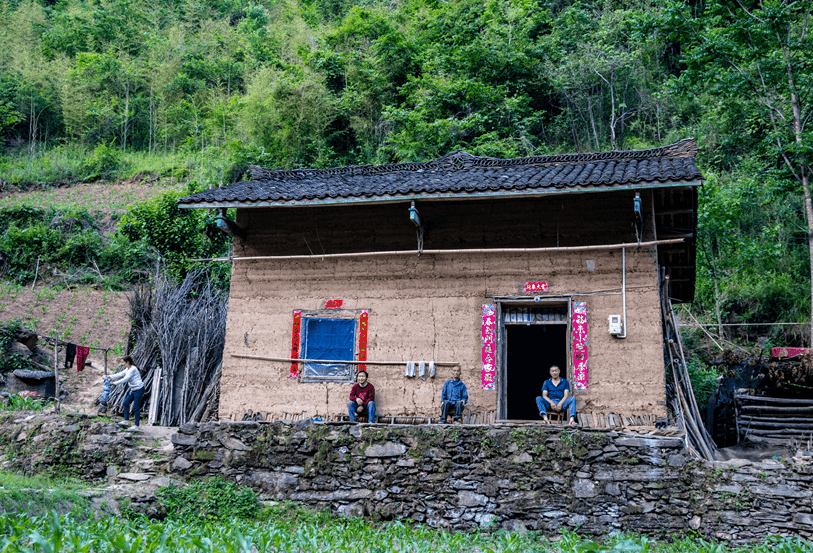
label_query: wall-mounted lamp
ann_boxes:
[216,208,247,242]
[409,201,422,228]
[409,201,424,255]
[633,192,643,246]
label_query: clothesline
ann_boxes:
[233,353,461,366]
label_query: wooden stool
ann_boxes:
[548,411,565,424]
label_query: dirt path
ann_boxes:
[1,284,132,412]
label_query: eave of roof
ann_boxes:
[180,179,702,209]
[178,138,703,209]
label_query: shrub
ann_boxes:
[0,319,36,373]
[155,477,259,523]
[81,143,124,180]
[687,360,722,410]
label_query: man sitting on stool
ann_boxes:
[440,367,468,423]
[536,365,577,425]
[348,370,376,423]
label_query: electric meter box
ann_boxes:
[608,315,623,335]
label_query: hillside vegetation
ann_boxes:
[0,0,811,354]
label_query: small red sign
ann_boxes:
[523,282,548,292]
[325,299,343,309]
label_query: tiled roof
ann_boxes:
[179,138,702,207]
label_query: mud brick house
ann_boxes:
[178,138,702,424]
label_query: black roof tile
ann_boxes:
[179,138,703,207]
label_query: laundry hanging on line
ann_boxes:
[64,343,76,369]
[405,361,436,379]
[76,345,90,372]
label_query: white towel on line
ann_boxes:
[418,361,426,380]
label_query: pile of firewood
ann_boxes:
[107,270,227,425]
[717,348,813,390]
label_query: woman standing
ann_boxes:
[109,356,145,429]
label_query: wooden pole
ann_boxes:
[104,349,108,376]
[53,338,59,413]
[190,238,686,263]
[148,366,162,426]
[232,353,460,366]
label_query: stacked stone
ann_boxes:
[168,421,813,543]
[1,413,812,545]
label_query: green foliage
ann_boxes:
[116,190,230,283]
[1,393,48,411]
[0,472,90,517]
[81,143,125,180]
[0,0,808,350]
[687,360,722,410]
[0,205,156,286]
[154,477,260,523]
[0,319,36,373]
[0,509,810,552]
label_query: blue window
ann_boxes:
[301,317,356,382]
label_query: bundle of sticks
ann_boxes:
[661,273,717,461]
[107,269,227,425]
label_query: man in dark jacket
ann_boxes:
[348,370,376,422]
[440,367,468,423]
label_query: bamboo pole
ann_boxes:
[53,338,59,413]
[232,353,460,366]
[190,238,685,262]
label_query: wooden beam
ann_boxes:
[740,415,813,423]
[740,405,813,414]
[737,420,813,429]
[191,238,686,263]
[656,209,696,216]
[736,394,813,406]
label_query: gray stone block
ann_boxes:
[365,442,407,457]
[172,457,193,471]
[574,479,597,498]
[457,491,488,507]
[171,434,197,446]
[615,436,682,448]
[218,435,250,451]
[751,484,811,499]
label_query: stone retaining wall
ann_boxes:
[171,420,813,544]
[1,413,812,545]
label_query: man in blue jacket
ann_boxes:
[536,365,578,425]
[440,367,468,423]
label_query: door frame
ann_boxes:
[495,297,572,421]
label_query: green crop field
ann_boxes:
[0,510,811,553]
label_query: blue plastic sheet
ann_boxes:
[303,318,355,379]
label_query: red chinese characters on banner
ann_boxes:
[358,311,369,370]
[481,304,496,390]
[290,311,302,378]
[325,299,343,309]
[572,302,588,389]
[523,282,548,293]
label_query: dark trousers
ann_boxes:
[441,400,465,421]
[123,387,145,426]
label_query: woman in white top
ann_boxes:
[108,355,145,428]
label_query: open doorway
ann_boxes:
[505,324,567,420]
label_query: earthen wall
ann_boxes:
[221,192,667,421]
